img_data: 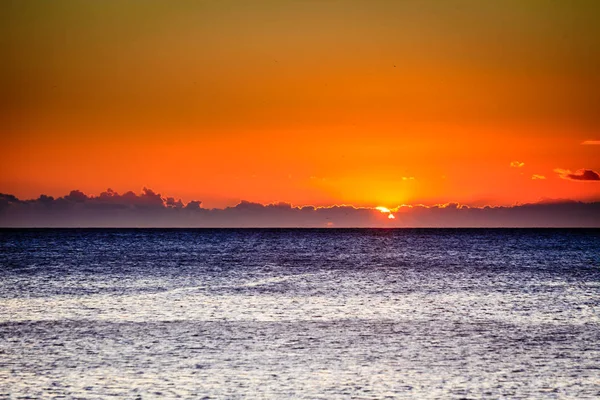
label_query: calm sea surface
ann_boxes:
[0,229,598,399]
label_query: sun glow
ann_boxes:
[376,206,396,220]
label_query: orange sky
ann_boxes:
[2,1,599,208]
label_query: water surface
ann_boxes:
[1,229,598,398]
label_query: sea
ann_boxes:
[0,228,598,399]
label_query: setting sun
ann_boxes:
[376,206,396,220]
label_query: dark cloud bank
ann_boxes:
[0,188,599,228]
[565,170,600,181]
[555,168,600,181]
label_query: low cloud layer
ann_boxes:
[1,189,599,227]
[554,168,600,181]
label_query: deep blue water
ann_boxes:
[1,229,599,398]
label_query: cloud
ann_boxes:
[581,140,600,145]
[184,200,202,210]
[0,194,23,212]
[510,161,525,168]
[64,190,88,203]
[0,188,599,227]
[531,175,546,180]
[554,168,600,181]
[165,197,184,209]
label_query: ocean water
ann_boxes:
[0,228,598,399]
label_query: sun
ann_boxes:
[375,206,396,220]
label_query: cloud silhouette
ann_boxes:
[554,168,600,181]
[184,200,202,210]
[531,175,546,180]
[165,197,184,209]
[0,188,599,227]
[64,190,88,203]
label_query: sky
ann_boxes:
[1,0,599,226]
